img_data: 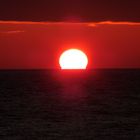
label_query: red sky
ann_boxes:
[0,21,140,69]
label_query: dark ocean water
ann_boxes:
[0,69,140,140]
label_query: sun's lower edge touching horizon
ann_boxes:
[59,49,88,69]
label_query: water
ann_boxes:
[0,70,140,139]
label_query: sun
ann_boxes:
[59,49,88,69]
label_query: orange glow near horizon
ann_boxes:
[59,49,88,69]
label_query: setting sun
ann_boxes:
[59,49,88,69]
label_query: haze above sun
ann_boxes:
[59,49,88,69]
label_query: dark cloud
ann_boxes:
[0,0,140,22]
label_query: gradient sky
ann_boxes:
[0,1,140,69]
[0,21,140,69]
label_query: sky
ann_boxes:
[0,0,140,69]
[0,21,140,69]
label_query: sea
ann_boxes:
[0,69,140,139]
